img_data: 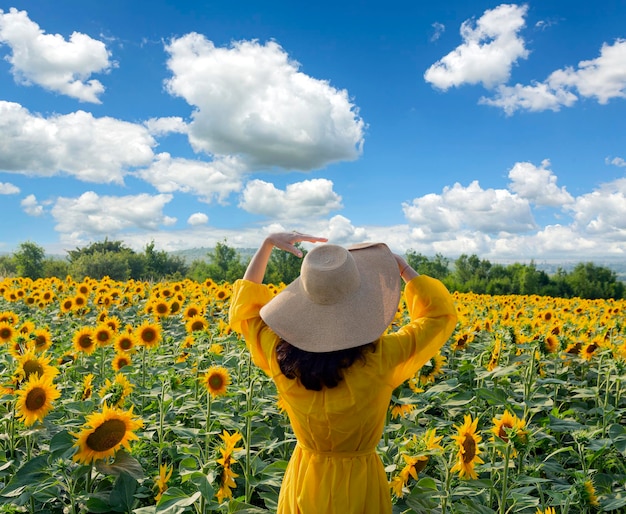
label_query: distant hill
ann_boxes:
[170,247,256,264]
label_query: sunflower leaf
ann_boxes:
[95,450,145,479]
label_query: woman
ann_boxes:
[229,232,457,514]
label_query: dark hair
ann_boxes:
[276,339,375,391]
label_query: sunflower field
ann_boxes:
[0,275,625,514]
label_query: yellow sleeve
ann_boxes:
[379,275,458,389]
[228,279,280,375]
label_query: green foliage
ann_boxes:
[192,241,246,283]
[265,243,305,285]
[5,239,625,298]
[0,254,17,277]
[68,250,134,281]
[13,241,45,279]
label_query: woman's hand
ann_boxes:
[393,253,419,282]
[243,232,328,283]
[266,232,328,258]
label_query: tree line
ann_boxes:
[1,240,624,300]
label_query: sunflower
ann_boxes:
[450,414,484,480]
[99,373,134,407]
[60,297,74,313]
[0,310,19,324]
[215,430,243,502]
[451,332,473,351]
[535,507,556,514]
[112,352,132,371]
[72,294,89,311]
[183,304,204,320]
[14,349,59,383]
[135,321,161,349]
[581,340,600,361]
[0,321,15,344]
[210,343,224,355]
[30,328,53,353]
[491,410,528,453]
[487,338,503,371]
[73,327,97,355]
[114,330,136,353]
[94,323,114,347]
[185,315,208,333]
[418,352,446,385]
[202,366,231,397]
[580,479,599,508]
[390,403,416,420]
[152,299,171,318]
[15,374,61,426]
[81,373,95,401]
[154,463,173,502]
[72,404,143,464]
[18,320,35,336]
[541,335,560,355]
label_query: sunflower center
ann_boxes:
[97,331,110,343]
[118,337,133,350]
[23,360,44,379]
[208,374,224,390]
[191,321,205,331]
[0,327,12,340]
[79,335,93,348]
[141,329,157,343]
[34,335,48,348]
[86,419,127,451]
[498,422,513,441]
[25,387,47,411]
[462,435,477,463]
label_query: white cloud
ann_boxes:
[568,178,626,236]
[430,22,445,42]
[187,212,209,225]
[0,181,20,194]
[479,82,578,114]
[20,194,43,216]
[51,191,176,244]
[424,4,529,90]
[0,8,112,103]
[144,117,188,136]
[138,152,243,204]
[0,101,155,183]
[402,180,536,235]
[606,156,626,167]
[508,159,574,207]
[239,178,342,219]
[481,39,626,114]
[549,39,626,104]
[164,34,365,170]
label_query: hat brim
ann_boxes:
[260,243,401,352]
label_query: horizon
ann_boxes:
[1,1,625,261]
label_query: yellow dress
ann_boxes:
[229,275,457,514]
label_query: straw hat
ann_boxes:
[260,242,401,352]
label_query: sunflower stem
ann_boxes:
[245,353,254,504]
[499,443,511,514]
[205,390,212,460]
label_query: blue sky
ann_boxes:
[1,1,625,263]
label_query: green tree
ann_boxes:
[0,254,17,277]
[42,258,69,278]
[14,241,46,279]
[191,241,246,283]
[565,262,625,299]
[265,243,305,284]
[405,251,450,280]
[68,251,132,281]
[142,241,188,280]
